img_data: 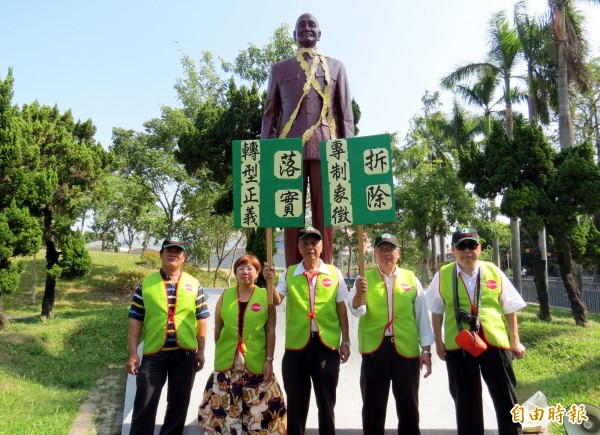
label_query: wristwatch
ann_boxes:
[421,349,431,355]
[266,356,274,361]
[341,341,351,347]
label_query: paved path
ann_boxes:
[121,289,500,434]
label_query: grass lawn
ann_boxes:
[0,250,229,435]
[0,250,599,434]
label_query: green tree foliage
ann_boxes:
[111,108,196,236]
[0,70,44,326]
[395,92,476,282]
[0,80,109,317]
[464,115,600,325]
[59,231,92,278]
[177,79,263,184]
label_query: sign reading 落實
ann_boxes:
[321,134,395,226]
[233,138,304,228]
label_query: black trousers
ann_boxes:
[360,340,421,435]
[445,347,521,435]
[282,336,340,435]
[130,349,198,435]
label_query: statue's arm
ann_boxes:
[261,66,281,139]
[335,62,355,139]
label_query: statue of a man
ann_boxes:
[261,12,355,266]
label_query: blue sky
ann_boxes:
[2,0,599,149]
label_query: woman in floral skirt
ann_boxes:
[199,254,287,434]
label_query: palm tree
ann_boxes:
[441,11,523,282]
[514,1,553,320]
[546,0,597,149]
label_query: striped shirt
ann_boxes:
[128,269,210,350]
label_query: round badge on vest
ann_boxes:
[251,303,263,312]
[486,280,499,290]
[322,278,332,287]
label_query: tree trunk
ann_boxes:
[417,238,429,284]
[41,207,60,319]
[439,233,446,266]
[0,301,8,330]
[555,233,588,326]
[557,40,574,149]
[431,235,438,273]
[510,217,522,292]
[30,252,38,304]
[532,229,551,321]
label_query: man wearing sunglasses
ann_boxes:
[426,227,526,435]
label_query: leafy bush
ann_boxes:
[138,250,161,269]
[110,270,146,294]
[60,232,92,278]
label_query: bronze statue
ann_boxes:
[261,12,355,266]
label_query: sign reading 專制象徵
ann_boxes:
[320,134,395,226]
[233,138,304,228]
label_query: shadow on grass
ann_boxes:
[0,306,129,392]
[517,354,600,404]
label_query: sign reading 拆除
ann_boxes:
[233,138,304,228]
[321,134,395,226]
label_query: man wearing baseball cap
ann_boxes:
[426,227,526,434]
[127,236,209,434]
[263,226,350,435]
[349,233,433,434]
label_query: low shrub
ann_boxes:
[109,270,146,294]
[138,250,161,269]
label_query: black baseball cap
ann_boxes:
[161,236,186,251]
[374,233,399,248]
[299,226,322,240]
[451,228,480,246]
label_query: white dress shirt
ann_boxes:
[425,262,527,315]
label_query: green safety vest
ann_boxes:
[439,261,510,350]
[285,263,340,349]
[215,287,268,374]
[358,268,420,357]
[141,271,199,355]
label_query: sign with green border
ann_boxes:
[233,138,304,228]
[320,134,395,226]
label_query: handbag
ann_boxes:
[455,329,488,357]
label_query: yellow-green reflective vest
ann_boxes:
[215,287,268,374]
[439,261,510,350]
[285,263,340,349]
[358,268,420,357]
[142,271,199,355]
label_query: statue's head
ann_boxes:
[294,13,321,48]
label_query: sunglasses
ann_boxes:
[455,241,479,251]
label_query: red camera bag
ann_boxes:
[455,330,488,357]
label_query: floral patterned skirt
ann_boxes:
[198,368,287,434]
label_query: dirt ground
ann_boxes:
[69,364,127,435]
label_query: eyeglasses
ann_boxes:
[455,241,479,251]
[236,266,256,272]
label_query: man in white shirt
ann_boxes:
[426,227,526,435]
[349,233,433,435]
[264,226,350,435]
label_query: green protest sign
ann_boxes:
[320,134,395,226]
[233,138,304,228]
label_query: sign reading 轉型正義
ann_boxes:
[320,134,395,226]
[233,138,304,228]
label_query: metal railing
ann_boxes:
[520,277,600,314]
